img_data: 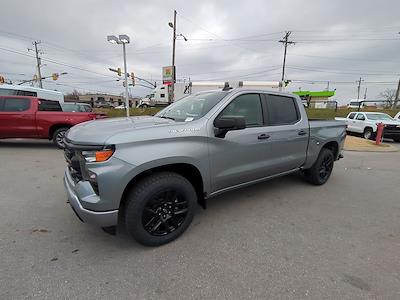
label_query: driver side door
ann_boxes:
[208,93,271,193]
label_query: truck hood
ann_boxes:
[66,116,174,145]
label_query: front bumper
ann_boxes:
[63,168,118,227]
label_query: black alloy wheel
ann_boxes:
[142,189,189,236]
[318,154,334,181]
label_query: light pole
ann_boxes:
[168,11,188,104]
[168,10,177,104]
[107,34,130,117]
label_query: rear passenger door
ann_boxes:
[261,93,309,174]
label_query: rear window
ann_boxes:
[39,99,62,111]
[265,94,299,125]
[0,98,30,112]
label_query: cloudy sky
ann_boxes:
[1,0,399,103]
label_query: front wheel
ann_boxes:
[304,148,335,185]
[52,127,69,149]
[124,172,196,246]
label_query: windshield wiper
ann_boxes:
[158,115,175,121]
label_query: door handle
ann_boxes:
[258,133,270,140]
[298,130,307,136]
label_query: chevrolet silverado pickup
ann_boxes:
[0,96,101,148]
[336,112,400,141]
[63,88,346,246]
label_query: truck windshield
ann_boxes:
[366,113,393,121]
[156,91,228,122]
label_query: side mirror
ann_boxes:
[214,116,246,138]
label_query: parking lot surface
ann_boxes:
[1,139,400,299]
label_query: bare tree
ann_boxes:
[379,88,397,108]
[65,89,81,101]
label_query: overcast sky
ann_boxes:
[1,0,399,103]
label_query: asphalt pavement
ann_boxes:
[1,139,400,299]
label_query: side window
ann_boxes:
[38,99,62,111]
[220,94,263,127]
[0,98,4,111]
[2,98,30,112]
[17,90,36,97]
[356,114,365,121]
[348,113,356,119]
[265,94,299,125]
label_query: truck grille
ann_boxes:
[385,125,400,131]
[64,147,83,182]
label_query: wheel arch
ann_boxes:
[321,140,339,159]
[120,163,206,214]
[48,123,72,140]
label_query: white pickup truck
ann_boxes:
[336,112,400,141]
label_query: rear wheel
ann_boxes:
[124,172,196,246]
[304,148,335,185]
[52,127,69,149]
[363,127,373,140]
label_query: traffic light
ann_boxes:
[52,73,59,81]
[0,76,4,84]
[117,67,121,76]
[131,72,135,86]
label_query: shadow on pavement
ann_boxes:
[0,139,57,149]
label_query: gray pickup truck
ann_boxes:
[63,88,346,246]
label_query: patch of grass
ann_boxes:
[95,107,162,118]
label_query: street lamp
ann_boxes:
[168,10,188,104]
[107,34,131,117]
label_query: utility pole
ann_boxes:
[394,79,400,108]
[32,41,43,88]
[170,10,177,104]
[279,31,295,82]
[356,77,364,99]
[363,87,368,99]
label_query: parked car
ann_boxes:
[336,112,400,141]
[63,89,346,246]
[0,96,100,148]
[61,102,92,112]
[394,111,400,120]
[62,102,107,119]
[95,102,114,108]
[114,104,127,110]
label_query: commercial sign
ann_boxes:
[162,66,175,84]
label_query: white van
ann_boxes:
[0,85,64,102]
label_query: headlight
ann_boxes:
[81,145,115,162]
